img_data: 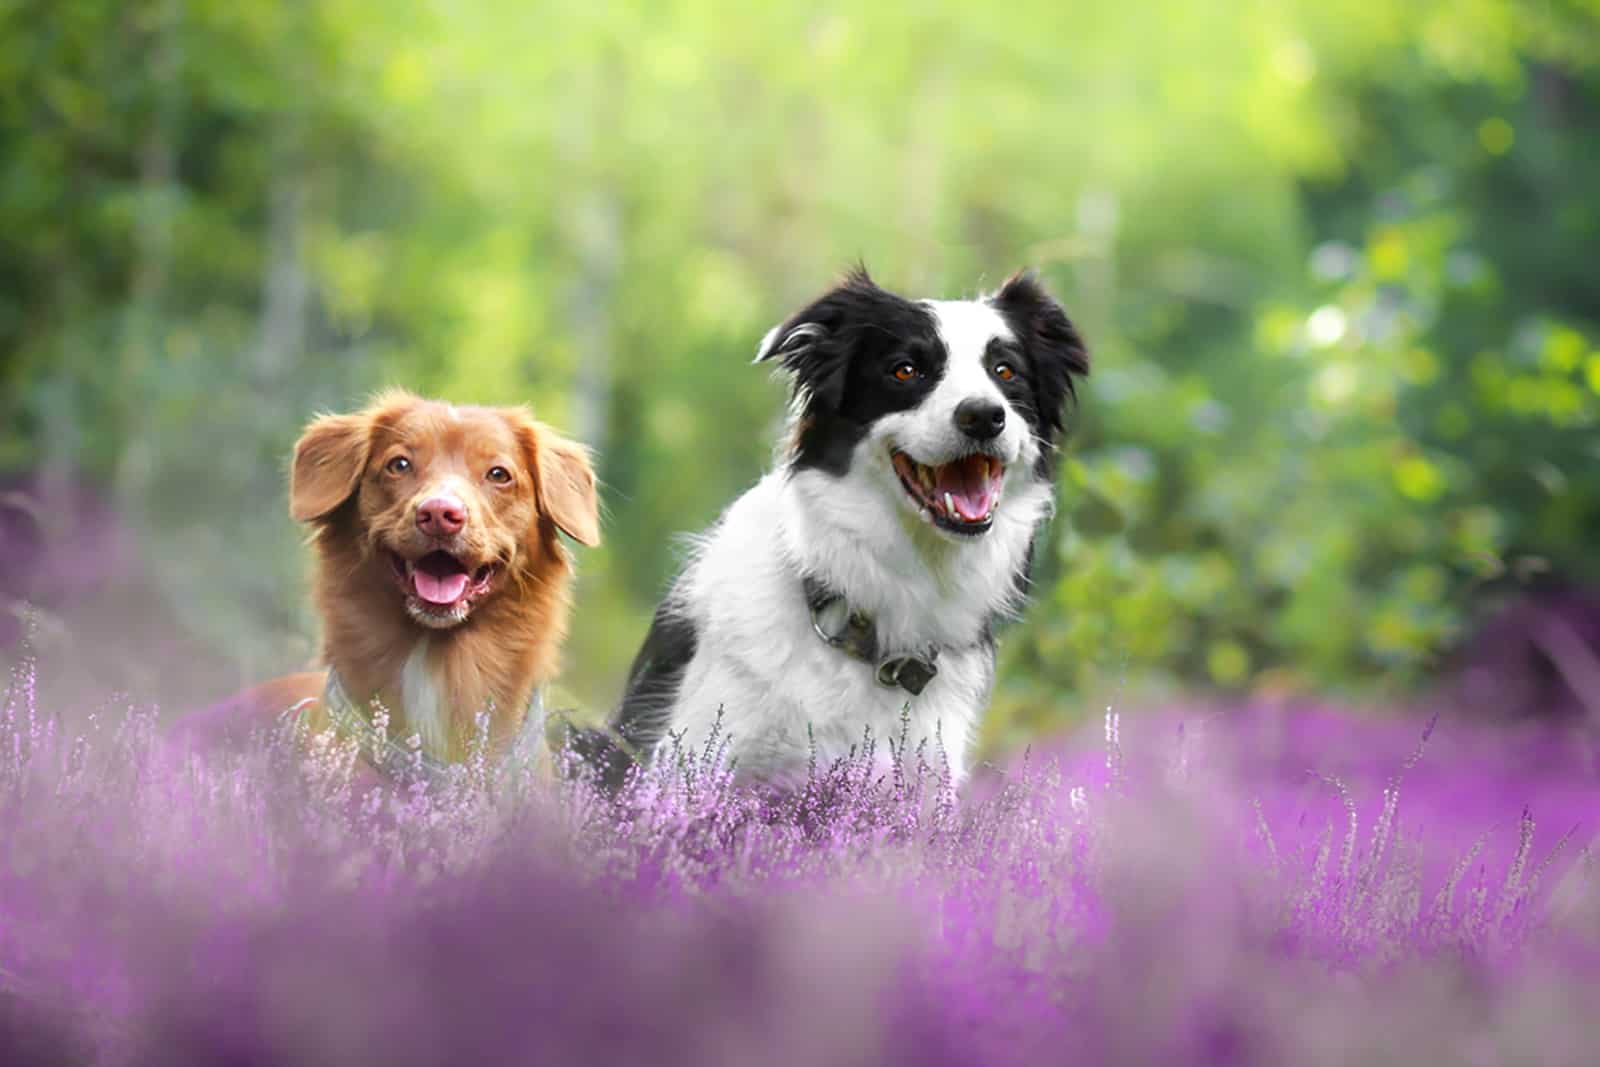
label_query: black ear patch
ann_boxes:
[990,271,1089,442]
[756,269,946,476]
[756,314,850,412]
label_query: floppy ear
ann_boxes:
[759,321,848,413]
[290,413,371,523]
[533,428,601,547]
[754,321,827,364]
[754,268,891,412]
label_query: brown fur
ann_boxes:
[183,390,599,771]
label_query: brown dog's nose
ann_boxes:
[416,494,467,536]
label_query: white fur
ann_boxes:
[644,297,1052,785]
[399,637,450,758]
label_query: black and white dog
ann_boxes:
[597,269,1088,785]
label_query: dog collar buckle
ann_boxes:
[805,575,941,697]
[809,594,874,654]
[875,653,938,695]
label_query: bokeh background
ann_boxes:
[2,1,1597,752]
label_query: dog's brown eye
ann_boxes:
[994,363,1016,382]
[486,466,512,485]
[892,361,919,382]
[385,456,412,475]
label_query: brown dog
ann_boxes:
[187,389,599,780]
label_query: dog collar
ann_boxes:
[310,668,548,784]
[803,575,940,696]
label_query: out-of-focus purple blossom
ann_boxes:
[2,655,1599,1066]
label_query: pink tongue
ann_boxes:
[413,568,470,605]
[939,461,999,522]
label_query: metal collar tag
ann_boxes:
[875,653,939,695]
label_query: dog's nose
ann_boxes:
[416,495,467,536]
[954,398,1006,441]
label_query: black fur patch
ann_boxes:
[759,269,948,476]
[989,271,1090,479]
[984,334,1041,438]
[611,595,700,758]
[563,727,636,790]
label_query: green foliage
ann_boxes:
[1,1,1596,742]
[987,2,1600,746]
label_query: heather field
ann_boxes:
[5,2,1599,1064]
[3,648,1598,1066]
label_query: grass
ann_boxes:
[2,646,1599,1066]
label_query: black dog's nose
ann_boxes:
[955,398,1006,440]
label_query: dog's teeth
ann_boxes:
[919,465,934,491]
[943,491,955,515]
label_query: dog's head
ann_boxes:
[757,269,1088,540]
[289,391,600,630]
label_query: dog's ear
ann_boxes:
[290,412,371,523]
[991,270,1089,438]
[754,321,828,365]
[529,425,601,547]
[754,267,888,412]
[755,318,846,410]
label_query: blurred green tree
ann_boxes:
[0,0,1595,744]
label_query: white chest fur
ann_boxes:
[655,472,1036,784]
[399,637,451,759]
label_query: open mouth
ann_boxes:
[891,449,1005,536]
[386,550,498,623]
